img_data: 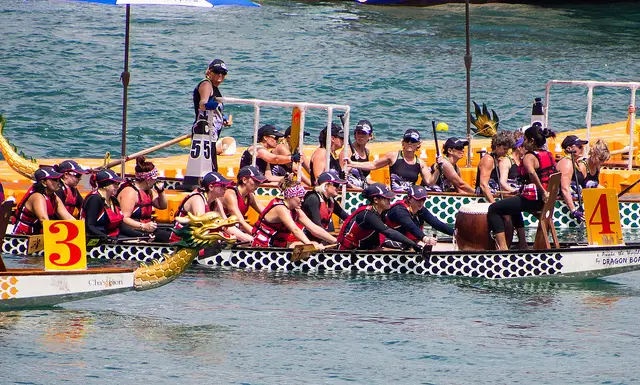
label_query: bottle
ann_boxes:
[531,97,544,127]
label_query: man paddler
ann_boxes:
[193,59,232,172]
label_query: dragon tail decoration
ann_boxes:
[0,114,39,180]
[133,212,238,291]
[469,101,500,138]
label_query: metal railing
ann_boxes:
[544,80,639,170]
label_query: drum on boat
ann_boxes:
[454,203,513,251]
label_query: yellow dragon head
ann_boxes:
[0,114,39,180]
[470,101,500,138]
[172,211,239,249]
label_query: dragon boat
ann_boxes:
[0,201,239,310]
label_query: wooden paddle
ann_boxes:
[0,201,15,271]
[100,132,191,170]
[414,244,433,263]
[568,149,584,212]
[291,243,338,262]
[289,106,303,180]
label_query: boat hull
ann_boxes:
[0,269,134,310]
[197,245,640,281]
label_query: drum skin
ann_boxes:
[454,203,513,251]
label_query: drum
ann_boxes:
[454,203,513,251]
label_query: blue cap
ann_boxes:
[35,167,63,182]
[237,166,267,183]
[363,183,395,199]
[407,185,428,200]
[202,171,232,187]
[208,59,228,74]
[95,169,125,184]
[403,129,421,143]
[57,160,90,174]
[355,120,373,135]
[317,170,347,185]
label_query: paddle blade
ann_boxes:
[289,107,302,154]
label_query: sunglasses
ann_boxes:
[69,172,82,178]
[329,183,342,188]
[452,146,465,151]
[403,138,420,144]
[212,70,227,76]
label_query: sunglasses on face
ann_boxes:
[404,138,420,144]
[329,183,341,188]
[576,144,583,149]
[69,172,82,178]
[452,146,465,151]
[212,70,227,76]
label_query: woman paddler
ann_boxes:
[310,123,346,185]
[252,174,337,248]
[346,129,434,192]
[270,126,312,186]
[557,135,588,223]
[239,124,302,182]
[117,157,170,242]
[487,124,557,250]
[13,167,75,235]
[475,131,516,203]
[337,183,423,252]
[222,166,267,236]
[431,137,475,194]
[346,119,374,189]
[81,169,135,241]
[381,185,453,248]
[499,132,526,193]
[54,160,90,218]
[583,139,610,189]
[170,171,252,243]
[301,170,349,233]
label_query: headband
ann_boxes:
[135,168,158,181]
[283,184,306,199]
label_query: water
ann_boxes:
[3,1,640,383]
[1,1,639,160]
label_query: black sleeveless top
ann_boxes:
[240,147,269,175]
[389,151,422,192]
[431,160,460,192]
[582,160,599,189]
[310,151,342,185]
[474,153,500,194]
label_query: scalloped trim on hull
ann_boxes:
[196,244,640,281]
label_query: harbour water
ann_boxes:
[2,1,640,384]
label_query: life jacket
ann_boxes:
[13,186,58,235]
[224,186,250,218]
[337,205,377,250]
[251,198,300,247]
[57,184,82,217]
[518,150,557,201]
[169,191,208,243]
[381,200,421,242]
[81,191,124,237]
[117,181,154,222]
[305,191,334,230]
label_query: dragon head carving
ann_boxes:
[470,101,500,138]
[172,211,239,249]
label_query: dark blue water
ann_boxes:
[3,1,640,383]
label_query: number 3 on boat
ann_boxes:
[43,220,88,271]
[583,189,623,246]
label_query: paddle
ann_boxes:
[568,149,584,212]
[291,243,338,262]
[289,107,303,180]
[0,201,15,271]
[619,178,640,198]
[100,132,191,170]
[414,244,433,263]
[432,120,444,190]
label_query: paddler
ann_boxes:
[431,137,475,194]
[337,183,423,252]
[252,174,336,248]
[116,157,170,242]
[474,131,516,203]
[13,167,75,235]
[270,126,312,186]
[487,124,557,250]
[310,123,347,185]
[498,132,526,193]
[239,124,302,182]
[170,171,252,243]
[381,185,453,249]
[557,135,588,223]
[301,170,349,232]
[346,119,374,189]
[81,169,135,241]
[582,139,610,189]
[346,129,434,192]
[193,59,232,171]
[222,165,267,236]
[54,160,90,218]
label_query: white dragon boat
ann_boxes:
[0,202,239,310]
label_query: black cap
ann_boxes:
[402,129,421,143]
[57,160,90,174]
[407,185,428,200]
[443,137,470,150]
[317,170,347,185]
[355,120,373,135]
[561,135,588,149]
[285,126,310,138]
[237,166,267,183]
[95,169,125,184]
[35,167,63,182]
[202,171,232,187]
[363,183,395,199]
[257,124,284,140]
[318,123,344,145]
[208,59,228,74]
